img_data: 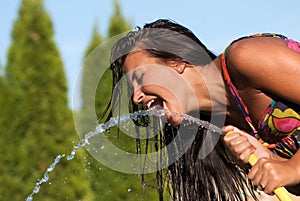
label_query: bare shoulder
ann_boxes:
[224,36,300,104]
[225,36,297,86]
[226,37,287,70]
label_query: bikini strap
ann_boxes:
[221,33,288,138]
[221,54,259,138]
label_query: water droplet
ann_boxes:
[26,196,33,201]
[26,109,222,200]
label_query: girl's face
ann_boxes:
[123,51,198,127]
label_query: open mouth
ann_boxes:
[144,98,180,127]
[144,98,164,110]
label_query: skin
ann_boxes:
[123,50,220,127]
[123,36,300,195]
[222,37,300,195]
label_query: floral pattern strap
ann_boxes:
[221,33,300,158]
[221,53,259,138]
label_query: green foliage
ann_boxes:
[79,25,104,133]
[0,0,160,200]
[108,0,132,38]
[2,0,93,200]
[0,77,11,129]
[78,1,159,200]
[0,78,15,193]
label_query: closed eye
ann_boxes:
[131,69,145,85]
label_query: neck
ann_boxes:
[188,57,228,117]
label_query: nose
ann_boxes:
[133,88,145,104]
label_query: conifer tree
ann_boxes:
[79,1,158,200]
[0,77,9,128]
[79,24,104,133]
[0,75,16,200]
[4,0,93,200]
[106,2,161,200]
[108,0,132,38]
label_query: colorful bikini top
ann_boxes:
[221,33,300,158]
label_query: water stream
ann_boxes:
[25,109,222,201]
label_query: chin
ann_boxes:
[165,112,182,128]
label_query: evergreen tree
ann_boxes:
[79,1,131,129]
[108,0,132,38]
[79,1,159,200]
[0,77,9,128]
[4,0,93,200]
[0,60,4,75]
[0,75,17,200]
[79,24,104,133]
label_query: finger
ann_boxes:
[248,158,269,186]
[257,183,265,191]
[225,134,251,151]
[239,146,255,163]
[223,134,253,158]
[231,139,252,153]
[260,178,274,195]
[223,132,240,142]
[264,184,275,195]
[248,163,260,181]
[223,125,248,136]
[223,132,250,148]
[222,125,235,133]
[256,172,268,191]
[259,178,268,192]
[251,171,263,188]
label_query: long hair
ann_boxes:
[104,19,257,201]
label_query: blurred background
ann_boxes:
[0,0,299,200]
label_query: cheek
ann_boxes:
[142,75,176,96]
[142,69,176,90]
[142,84,174,97]
[142,73,186,97]
[142,84,183,112]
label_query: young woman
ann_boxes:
[106,19,300,200]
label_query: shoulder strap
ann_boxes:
[221,53,259,138]
[221,33,288,138]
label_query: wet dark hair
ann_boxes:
[105,19,257,201]
[110,19,216,70]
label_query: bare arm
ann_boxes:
[224,37,300,194]
[226,37,300,104]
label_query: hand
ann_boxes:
[223,125,300,195]
[248,157,299,194]
[222,125,269,163]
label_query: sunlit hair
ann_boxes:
[104,19,258,201]
[111,19,216,69]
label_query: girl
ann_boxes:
[106,19,300,200]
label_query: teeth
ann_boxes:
[150,105,162,110]
[147,99,155,109]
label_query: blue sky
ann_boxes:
[1,0,300,110]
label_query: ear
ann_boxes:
[175,62,186,74]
